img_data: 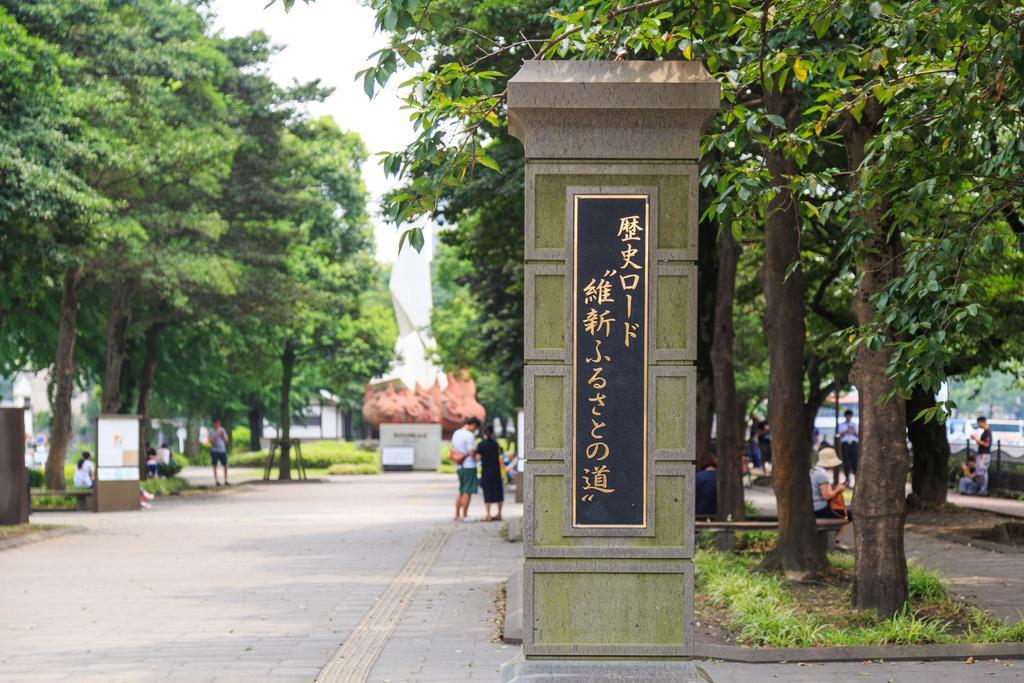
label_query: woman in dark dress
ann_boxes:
[476,426,504,521]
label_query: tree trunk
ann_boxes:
[101,283,135,413]
[278,339,295,480]
[696,206,718,461]
[46,266,83,490]
[907,387,950,508]
[185,414,200,460]
[136,323,163,427]
[247,402,264,452]
[759,141,825,576]
[712,226,745,521]
[845,104,910,616]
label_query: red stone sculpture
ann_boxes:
[362,371,486,438]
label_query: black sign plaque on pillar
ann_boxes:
[571,194,649,529]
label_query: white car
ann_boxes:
[951,418,1024,447]
[984,419,1024,448]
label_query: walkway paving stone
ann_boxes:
[2,473,1020,682]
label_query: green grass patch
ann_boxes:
[326,463,380,475]
[695,547,1024,647]
[31,494,78,510]
[141,477,190,496]
[0,523,66,540]
[255,467,332,479]
[230,441,378,469]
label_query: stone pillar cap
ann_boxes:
[508,60,721,161]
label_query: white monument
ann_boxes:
[376,233,446,391]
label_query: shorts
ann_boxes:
[211,451,228,467]
[457,468,478,495]
[815,505,851,522]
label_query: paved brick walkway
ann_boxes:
[0,473,520,682]
[2,475,1020,682]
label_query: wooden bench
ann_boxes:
[31,489,93,511]
[695,518,848,551]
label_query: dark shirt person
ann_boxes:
[970,416,992,496]
[695,455,717,518]
[476,426,504,521]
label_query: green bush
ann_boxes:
[908,560,948,602]
[28,468,45,488]
[232,424,251,448]
[230,441,379,469]
[156,460,182,478]
[190,446,211,466]
[141,477,189,496]
[32,495,77,510]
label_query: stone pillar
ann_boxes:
[0,408,30,525]
[504,61,719,680]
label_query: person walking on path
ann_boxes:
[837,409,859,488]
[450,416,480,520]
[970,416,992,496]
[476,425,504,521]
[208,419,230,486]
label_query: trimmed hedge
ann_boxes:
[230,441,379,469]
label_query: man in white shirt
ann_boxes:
[837,409,859,487]
[451,416,481,520]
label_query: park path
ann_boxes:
[0,473,520,682]
[2,476,1021,682]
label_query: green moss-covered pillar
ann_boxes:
[504,61,719,681]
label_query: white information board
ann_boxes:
[381,446,415,467]
[379,423,442,471]
[96,416,140,480]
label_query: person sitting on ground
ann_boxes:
[695,454,718,518]
[73,452,95,489]
[477,426,504,522]
[810,447,852,548]
[146,448,158,479]
[157,443,172,466]
[958,454,981,495]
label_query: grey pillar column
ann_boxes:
[504,61,719,681]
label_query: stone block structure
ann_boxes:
[504,60,719,680]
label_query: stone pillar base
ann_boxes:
[501,655,706,683]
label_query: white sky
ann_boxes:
[209,0,421,263]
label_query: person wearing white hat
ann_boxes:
[810,447,852,547]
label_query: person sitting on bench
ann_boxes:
[810,447,852,548]
[73,452,95,489]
